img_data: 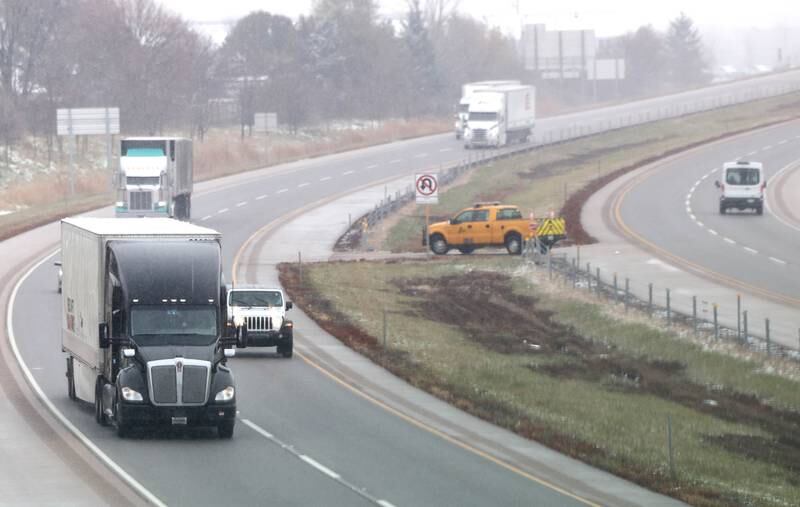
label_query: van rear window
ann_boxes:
[725,168,759,185]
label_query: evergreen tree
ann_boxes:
[623,25,667,95]
[665,13,710,87]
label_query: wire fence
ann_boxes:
[524,244,800,360]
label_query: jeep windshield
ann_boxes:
[130,305,218,346]
[229,290,283,308]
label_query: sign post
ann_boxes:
[415,173,439,257]
[57,107,120,196]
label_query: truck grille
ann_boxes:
[245,315,273,332]
[472,129,487,143]
[148,359,210,406]
[129,191,152,210]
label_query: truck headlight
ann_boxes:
[215,386,235,402]
[121,386,143,402]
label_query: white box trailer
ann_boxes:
[464,85,536,148]
[60,217,238,438]
[454,80,521,139]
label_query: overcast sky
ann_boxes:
[158,0,800,41]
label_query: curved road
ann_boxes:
[6,72,800,505]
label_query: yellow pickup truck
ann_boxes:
[423,203,533,255]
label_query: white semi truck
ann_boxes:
[60,217,238,438]
[114,137,193,220]
[454,80,520,139]
[463,85,536,149]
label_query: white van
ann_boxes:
[715,161,765,215]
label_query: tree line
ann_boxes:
[0,0,523,152]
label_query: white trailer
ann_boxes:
[454,80,520,139]
[464,85,536,149]
[114,137,194,220]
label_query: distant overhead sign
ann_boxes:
[254,112,278,133]
[57,108,120,136]
[415,173,439,204]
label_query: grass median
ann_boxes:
[279,257,800,506]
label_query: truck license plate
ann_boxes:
[171,416,188,425]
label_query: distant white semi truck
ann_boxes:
[454,80,520,140]
[463,85,536,149]
[114,137,193,220]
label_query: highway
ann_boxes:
[5,72,800,505]
[617,120,800,307]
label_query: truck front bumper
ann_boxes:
[118,402,236,428]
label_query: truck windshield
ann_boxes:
[469,112,497,122]
[229,291,283,307]
[130,305,217,345]
[121,140,166,157]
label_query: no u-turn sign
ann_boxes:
[415,173,439,204]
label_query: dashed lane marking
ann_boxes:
[723,237,736,245]
[439,148,453,152]
[217,208,229,214]
[413,153,428,158]
[276,188,288,194]
[236,201,247,207]
[256,194,267,200]
[298,182,310,188]
[320,176,332,182]
[389,159,402,164]
[366,164,378,169]
[762,145,773,151]
[708,229,718,236]
[300,456,341,479]
[201,215,212,221]
[743,247,758,254]
[342,170,355,175]
[770,257,787,265]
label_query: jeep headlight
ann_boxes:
[121,386,143,402]
[215,386,235,402]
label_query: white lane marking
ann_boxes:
[690,214,696,221]
[685,206,691,213]
[685,196,691,202]
[747,150,758,156]
[439,148,453,152]
[378,501,397,507]
[697,221,704,227]
[413,153,428,158]
[770,257,787,265]
[276,188,288,194]
[389,159,402,164]
[366,164,378,169]
[319,176,332,182]
[201,215,212,221]
[342,170,355,175]
[244,420,274,439]
[256,194,267,200]
[9,253,167,507]
[298,182,310,188]
[300,455,341,479]
[778,139,788,145]
[743,247,758,254]
[236,201,247,207]
[723,237,736,245]
[217,208,229,214]
[701,174,709,180]
[762,145,773,151]
[708,229,718,236]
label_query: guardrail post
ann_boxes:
[692,296,697,335]
[666,288,671,326]
[624,278,630,313]
[596,268,601,298]
[743,311,748,344]
[572,258,577,288]
[613,273,618,304]
[737,294,741,341]
[648,283,653,316]
[586,263,591,292]
[713,304,719,339]
[766,318,771,356]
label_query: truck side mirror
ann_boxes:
[54,261,62,267]
[99,323,110,349]
[286,301,293,311]
[714,180,721,188]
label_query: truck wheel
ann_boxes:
[719,203,726,214]
[756,205,763,215]
[66,357,76,401]
[185,196,191,221]
[505,233,522,255]
[115,393,130,438]
[430,234,449,255]
[95,378,109,426]
[218,419,235,439]
[457,246,475,254]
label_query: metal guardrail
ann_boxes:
[527,249,800,360]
